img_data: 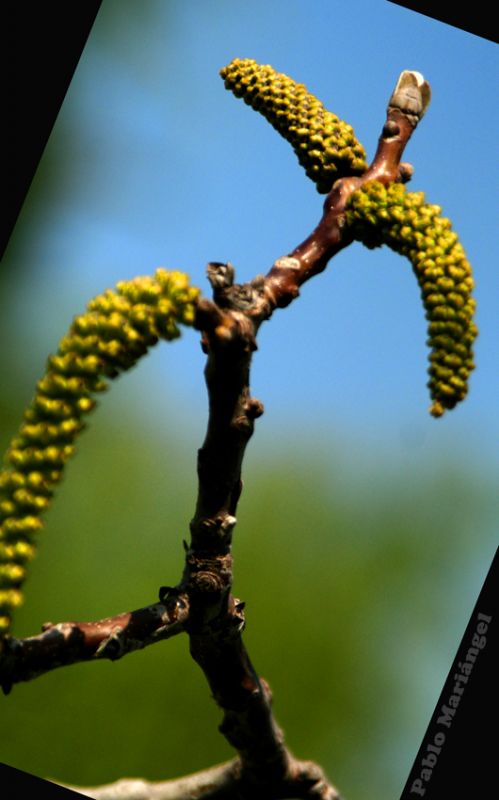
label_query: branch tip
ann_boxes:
[389,70,431,121]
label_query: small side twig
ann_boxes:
[0,594,188,693]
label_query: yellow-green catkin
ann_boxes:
[344,181,477,417]
[0,269,200,637]
[220,58,368,193]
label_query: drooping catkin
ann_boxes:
[0,269,200,637]
[220,58,368,193]
[344,181,477,417]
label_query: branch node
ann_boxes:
[187,552,233,595]
[250,274,266,290]
[207,261,236,290]
[244,397,264,420]
[231,414,253,433]
[94,631,123,660]
[219,514,237,534]
[399,162,414,183]
[382,120,400,138]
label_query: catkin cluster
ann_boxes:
[0,269,200,637]
[344,181,477,417]
[220,58,368,193]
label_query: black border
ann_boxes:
[2,1,103,260]
[386,1,499,43]
[400,549,498,798]
[1,2,496,796]
[0,762,86,799]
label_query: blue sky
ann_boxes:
[2,3,497,794]
[4,0,497,612]
[5,0,498,470]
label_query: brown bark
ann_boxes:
[0,596,188,692]
[62,758,337,800]
[0,70,430,799]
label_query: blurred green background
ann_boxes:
[1,3,497,799]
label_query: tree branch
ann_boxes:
[63,757,339,799]
[1,68,430,799]
[0,595,188,693]
[172,68,429,796]
[265,69,430,306]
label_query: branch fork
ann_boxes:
[1,70,430,800]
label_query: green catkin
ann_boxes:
[0,269,200,637]
[344,181,477,417]
[220,58,368,193]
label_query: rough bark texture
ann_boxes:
[0,70,430,799]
